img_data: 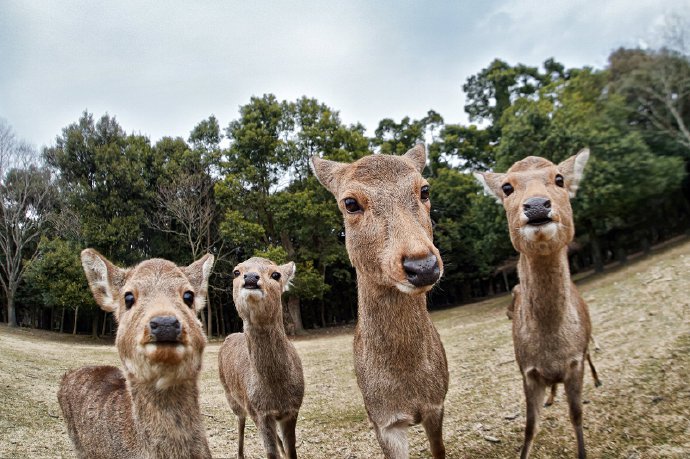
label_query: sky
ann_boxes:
[1,0,688,150]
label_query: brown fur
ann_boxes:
[476,149,600,459]
[58,249,214,459]
[219,257,304,459]
[311,145,449,459]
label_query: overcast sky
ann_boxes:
[1,0,687,149]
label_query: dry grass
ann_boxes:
[1,239,689,458]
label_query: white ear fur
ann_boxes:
[80,249,121,313]
[281,261,296,292]
[473,172,503,204]
[559,148,590,198]
[185,253,215,312]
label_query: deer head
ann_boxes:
[311,144,443,294]
[475,149,590,256]
[232,257,296,326]
[80,249,214,388]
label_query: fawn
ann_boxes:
[311,144,448,458]
[58,249,214,459]
[219,257,304,459]
[475,149,600,458]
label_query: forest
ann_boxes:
[1,44,689,337]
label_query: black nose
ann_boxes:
[243,272,260,289]
[403,253,441,287]
[149,316,181,343]
[523,197,552,225]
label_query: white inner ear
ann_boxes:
[474,172,502,204]
[86,255,117,312]
[568,149,590,198]
[201,255,214,286]
[283,263,296,292]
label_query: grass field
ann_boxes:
[1,239,689,458]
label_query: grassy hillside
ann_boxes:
[1,239,689,458]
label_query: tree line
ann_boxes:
[2,44,689,337]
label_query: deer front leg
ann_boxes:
[373,420,409,459]
[278,415,298,459]
[565,361,587,459]
[257,415,281,459]
[236,415,246,459]
[520,370,546,459]
[422,407,446,459]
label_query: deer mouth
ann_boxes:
[526,216,553,226]
[243,280,261,290]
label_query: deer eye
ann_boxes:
[233,270,241,278]
[271,272,281,281]
[420,185,430,201]
[343,197,362,214]
[183,291,194,308]
[124,292,135,309]
[502,183,514,196]
[555,174,565,188]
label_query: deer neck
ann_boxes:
[129,378,208,456]
[243,319,293,381]
[518,247,571,327]
[356,277,432,347]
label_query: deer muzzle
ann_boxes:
[523,197,552,226]
[403,253,441,287]
[149,316,182,343]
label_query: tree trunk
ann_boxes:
[219,299,226,337]
[286,296,303,335]
[60,308,65,333]
[92,314,99,337]
[50,305,55,331]
[101,311,108,336]
[72,305,79,335]
[7,294,17,328]
[207,301,213,339]
[587,223,604,273]
[200,308,207,334]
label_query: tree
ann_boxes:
[372,110,443,154]
[610,47,690,153]
[0,120,53,326]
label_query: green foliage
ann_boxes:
[24,238,96,313]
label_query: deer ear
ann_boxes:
[310,156,348,195]
[183,253,215,312]
[474,171,507,204]
[81,249,126,313]
[557,148,590,198]
[403,144,427,173]
[279,261,296,292]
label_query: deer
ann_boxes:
[311,144,448,459]
[475,149,601,458]
[58,249,214,459]
[507,284,601,408]
[218,257,304,459]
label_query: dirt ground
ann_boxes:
[1,239,689,458]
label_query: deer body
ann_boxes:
[476,150,599,459]
[58,250,214,459]
[219,257,303,459]
[311,145,448,459]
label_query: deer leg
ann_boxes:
[373,421,409,459]
[591,335,601,352]
[565,360,587,459]
[257,415,281,459]
[544,384,557,407]
[278,415,298,459]
[237,415,246,459]
[587,353,602,387]
[422,407,446,459]
[520,370,546,459]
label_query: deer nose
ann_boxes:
[149,316,182,343]
[243,272,260,289]
[523,197,552,224]
[403,253,441,287]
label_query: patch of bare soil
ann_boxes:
[1,239,689,458]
